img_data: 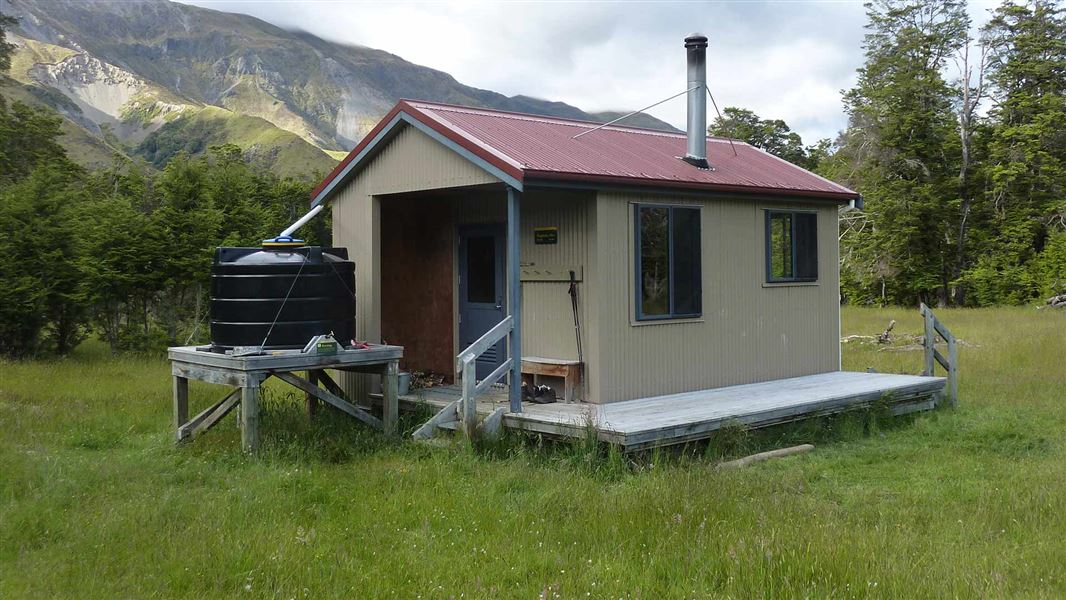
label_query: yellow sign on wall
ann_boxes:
[534,227,558,245]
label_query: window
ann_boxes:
[465,235,496,303]
[765,210,818,283]
[635,205,702,320]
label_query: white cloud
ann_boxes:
[178,0,998,144]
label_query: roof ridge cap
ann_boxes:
[409,100,710,139]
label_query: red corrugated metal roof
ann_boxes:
[312,100,858,203]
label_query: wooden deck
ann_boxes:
[394,371,946,450]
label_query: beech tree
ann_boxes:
[964,0,1066,302]
[708,107,823,169]
[835,0,969,306]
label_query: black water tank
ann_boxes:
[210,246,356,350]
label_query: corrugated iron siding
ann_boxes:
[452,190,594,399]
[591,190,840,403]
[332,124,501,400]
[516,191,592,373]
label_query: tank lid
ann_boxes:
[262,235,305,249]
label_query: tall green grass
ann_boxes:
[1,307,1064,598]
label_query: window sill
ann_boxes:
[762,280,819,288]
[630,316,705,327]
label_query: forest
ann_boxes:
[1,0,1063,359]
[0,14,329,357]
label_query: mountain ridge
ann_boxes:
[1,0,677,174]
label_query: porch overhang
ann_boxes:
[310,104,525,208]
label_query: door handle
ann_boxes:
[495,304,503,310]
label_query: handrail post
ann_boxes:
[461,358,476,438]
[921,303,935,377]
[507,187,523,413]
[947,335,958,408]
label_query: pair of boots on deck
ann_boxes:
[521,381,557,404]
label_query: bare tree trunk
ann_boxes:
[953,40,987,306]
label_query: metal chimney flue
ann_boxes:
[683,33,710,169]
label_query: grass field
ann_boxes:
[1,307,1065,598]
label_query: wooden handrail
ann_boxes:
[919,303,958,407]
[456,316,513,372]
[456,316,514,437]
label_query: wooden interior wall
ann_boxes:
[380,198,455,381]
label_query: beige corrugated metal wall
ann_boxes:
[451,190,594,399]
[331,124,500,400]
[590,190,840,403]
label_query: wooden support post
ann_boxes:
[240,377,260,453]
[507,186,522,414]
[921,303,935,377]
[947,336,958,408]
[382,360,399,437]
[462,358,477,439]
[305,370,320,420]
[173,375,189,443]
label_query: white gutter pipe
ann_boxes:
[279,204,324,238]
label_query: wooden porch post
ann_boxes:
[507,187,522,413]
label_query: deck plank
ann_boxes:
[395,371,946,449]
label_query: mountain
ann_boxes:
[0,0,676,174]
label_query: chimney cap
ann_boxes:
[684,33,708,48]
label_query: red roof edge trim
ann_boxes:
[523,170,859,202]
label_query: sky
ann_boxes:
[178,0,1000,144]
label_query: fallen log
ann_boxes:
[1048,294,1066,308]
[716,444,815,470]
[841,334,877,343]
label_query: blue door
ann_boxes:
[458,225,506,380]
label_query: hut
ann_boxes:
[309,35,946,448]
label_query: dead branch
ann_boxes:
[877,319,896,344]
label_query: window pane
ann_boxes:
[639,207,670,317]
[466,235,496,303]
[769,213,793,279]
[795,213,818,280]
[671,207,701,315]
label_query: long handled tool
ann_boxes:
[568,270,583,364]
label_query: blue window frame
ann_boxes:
[634,204,702,320]
[765,210,818,283]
